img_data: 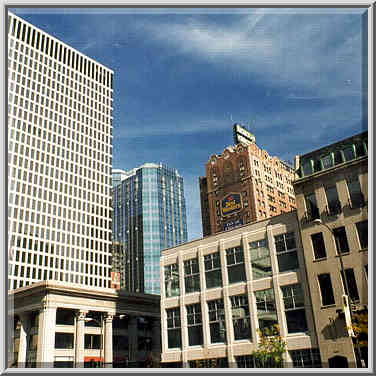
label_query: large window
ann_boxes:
[55,308,75,325]
[164,263,179,297]
[317,273,335,306]
[341,268,360,302]
[325,186,341,215]
[226,246,246,284]
[207,299,226,343]
[311,233,327,260]
[84,334,101,349]
[231,295,251,340]
[166,308,181,349]
[249,239,272,279]
[187,303,203,346]
[184,258,200,293]
[333,226,350,254]
[204,252,222,289]
[346,176,365,208]
[55,333,74,349]
[255,288,278,334]
[274,232,299,273]
[304,193,320,220]
[281,284,308,333]
[356,221,368,249]
[290,349,322,368]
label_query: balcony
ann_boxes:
[323,203,342,220]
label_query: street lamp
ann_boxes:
[313,218,362,367]
[85,316,103,368]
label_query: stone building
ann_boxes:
[160,211,320,368]
[293,131,368,367]
[200,124,296,237]
[8,281,161,368]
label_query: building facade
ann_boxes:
[7,12,114,290]
[160,211,321,368]
[112,163,188,294]
[8,281,161,368]
[293,131,368,367]
[200,124,296,237]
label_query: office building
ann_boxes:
[200,124,296,237]
[7,12,113,290]
[293,131,368,367]
[112,163,188,294]
[8,281,161,368]
[160,211,321,368]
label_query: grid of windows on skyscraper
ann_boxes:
[112,164,188,294]
[7,13,113,290]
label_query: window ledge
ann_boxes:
[320,304,336,309]
[313,257,327,263]
[359,248,368,253]
[335,252,350,258]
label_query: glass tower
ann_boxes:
[112,163,188,294]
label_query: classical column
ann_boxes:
[103,313,114,367]
[128,316,138,364]
[17,313,30,367]
[74,310,88,368]
[36,301,56,367]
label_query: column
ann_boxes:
[17,313,30,367]
[74,310,88,368]
[36,303,56,367]
[128,316,138,364]
[103,313,114,367]
[198,247,210,348]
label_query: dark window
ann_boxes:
[231,295,251,340]
[347,176,365,208]
[325,186,341,215]
[313,159,322,173]
[184,258,200,293]
[165,263,179,297]
[56,308,75,325]
[166,308,181,349]
[226,246,246,284]
[305,193,320,220]
[55,333,74,349]
[84,334,101,349]
[187,304,203,346]
[281,284,308,333]
[311,233,326,259]
[207,299,226,343]
[318,274,335,306]
[333,150,343,165]
[255,288,278,334]
[355,141,366,157]
[341,268,359,302]
[249,239,272,279]
[356,221,367,249]
[274,232,299,273]
[290,349,322,368]
[343,145,355,161]
[333,227,350,254]
[204,253,222,289]
[321,154,333,169]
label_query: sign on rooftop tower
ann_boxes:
[233,123,256,145]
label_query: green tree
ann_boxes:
[251,325,286,368]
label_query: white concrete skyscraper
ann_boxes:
[7,12,114,290]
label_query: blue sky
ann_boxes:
[10,7,368,241]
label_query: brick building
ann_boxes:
[200,124,296,236]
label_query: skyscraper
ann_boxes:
[200,123,297,236]
[112,163,188,294]
[7,12,114,290]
